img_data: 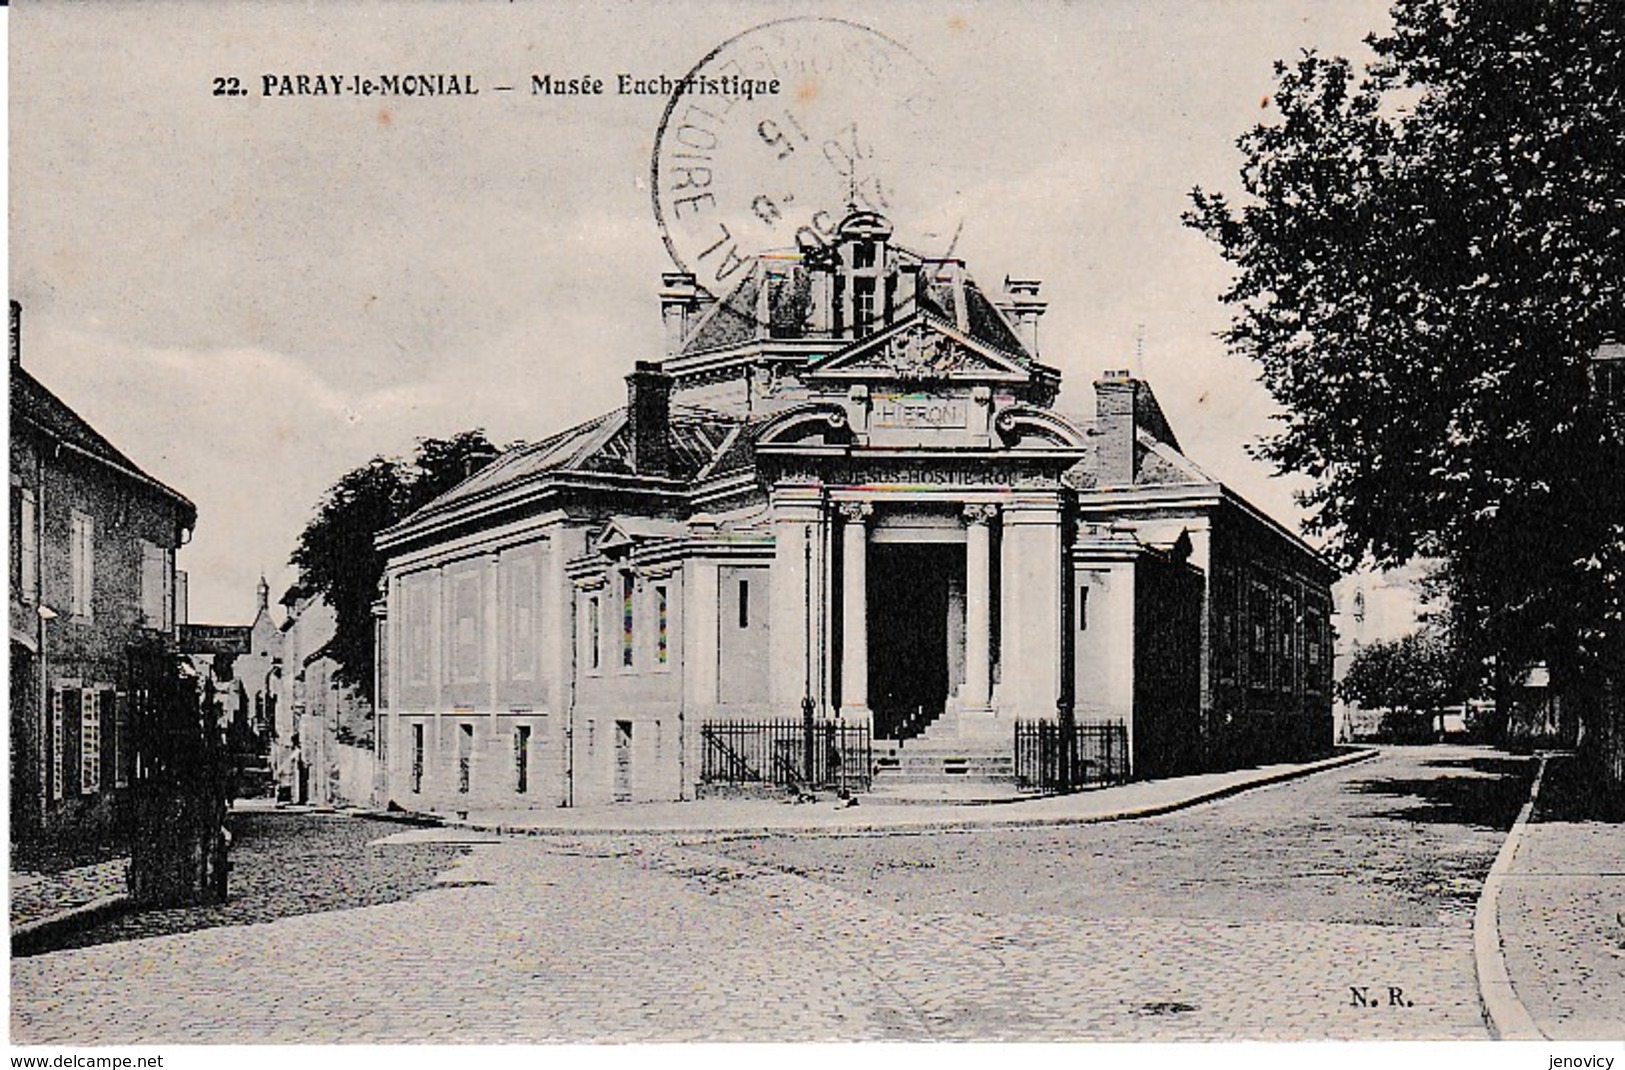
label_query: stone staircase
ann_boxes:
[871,708,1022,790]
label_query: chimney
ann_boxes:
[462,444,499,481]
[626,361,674,477]
[10,300,20,368]
[1000,278,1047,357]
[1094,370,1140,487]
[256,574,270,615]
[659,273,698,357]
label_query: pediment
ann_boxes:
[594,515,688,556]
[807,314,1029,385]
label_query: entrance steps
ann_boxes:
[871,709,1022,792]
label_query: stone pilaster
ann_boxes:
[837,501,872,719]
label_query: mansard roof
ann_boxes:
[675,244,1033,363]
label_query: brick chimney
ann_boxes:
[626,361,674,477]
[1094,370,1181,487]
[1094,370,1142,487]
[998,278,1047,357]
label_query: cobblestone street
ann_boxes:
[11,746,1533,1043]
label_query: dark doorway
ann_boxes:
[869,542,962,741]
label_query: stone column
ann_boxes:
[962,503,997,712]
[837,502,872,717]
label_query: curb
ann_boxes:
[10,893,131,957]
[434,748,1379,839]
[1473,752,1548,1041]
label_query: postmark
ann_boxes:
[651,17,962,315]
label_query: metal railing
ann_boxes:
[700,719,872,793]
[1014,719,1129,792]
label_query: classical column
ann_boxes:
[838,502,872,716]
[962,503,997,712]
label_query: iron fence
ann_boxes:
[1014,718,1129,792]
[700,719,872,793]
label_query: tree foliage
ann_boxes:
[1186,1,1625,687]
[289,431,503,702]
[1338,628,1467,715]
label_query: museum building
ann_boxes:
[374,211,1337,809]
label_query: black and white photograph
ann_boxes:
[6,0,1623,1056]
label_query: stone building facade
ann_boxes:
[9,302,197,852]
[374,212,1336,810]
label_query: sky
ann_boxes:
[10,0,1395,625]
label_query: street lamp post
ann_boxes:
[802,525,816,787]
[1057,558,1076,789]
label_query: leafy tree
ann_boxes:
[1339,628,1465,716]
[289,431,503,703]
[1186,1,1625,728]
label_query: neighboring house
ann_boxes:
[373,211,1336,810]
[274,587,373,806]
[9,301,197,854]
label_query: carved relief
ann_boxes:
[962,502,999,526]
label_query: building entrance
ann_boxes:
[868,542,964,741]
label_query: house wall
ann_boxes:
[384,524,574,812]
[9,427,187,850]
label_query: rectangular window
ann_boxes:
[1077,586,1089,632]
[738,579,750,629]
[853,277,877,336]
[621,572,635,669]
[411,723,424,794]
[514,725,530,794]
[81,690,101,795]
[18,487,38,602]
[140,541,169,630]
[655,585,669,665]
[588,596,601,671]
[1279,599,1296,690]
[1249,583,1270,688]
[114,691,130,787]
[458,723,473,794]
[51,690,64,801]
[70,511,94,619]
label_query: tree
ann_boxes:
[289,431,503,703]
[1339,628,1465,717]
[1186,1,1625,745]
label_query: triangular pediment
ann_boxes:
[594,515,688,556]
[807,314,1030,385]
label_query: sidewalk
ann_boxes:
[10,858,128,936]
[1490,753,1625,1040]
[442,747,1378,837]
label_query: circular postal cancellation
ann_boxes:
[651,17,963,308]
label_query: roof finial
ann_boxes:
[845,168,859,215]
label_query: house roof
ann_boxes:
[389,403,745,528]
[10,363,196,522]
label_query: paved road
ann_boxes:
[10,745,1530,1043]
